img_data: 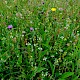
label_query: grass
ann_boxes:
[0,0,80,80]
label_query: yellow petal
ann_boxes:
[51,8,56,11]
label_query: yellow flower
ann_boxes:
[51,8,56,11]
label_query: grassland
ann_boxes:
[0,0,80,80]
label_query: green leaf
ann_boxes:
[39,50,47,59]
[48,60,55,77]
[31,67,46,78]
[17,55,22,66]
[58,78,65,80]
[60,72,74,79]
[73,76,79,80]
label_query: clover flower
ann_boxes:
[30,27,34,31]
[8,25,13,29]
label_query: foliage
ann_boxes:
[0,0,80,80]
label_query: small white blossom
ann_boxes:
[4,1,7,4]
[26,42,31,46]
[60,36,64,39]
[64,27,68,30]
[45,30,49,32]
[43,57,47,61]
[45,72,48,76]
[30,21,33,23]
[10,36,13,38]
[34,43,38,46]
[38,47,42,50]
[51,55,54,58]
[22,31,26,34]
[70,41,72,43]
[16,12,22,18]
[59,49,63,52]
[38,37,42,41]
[59,8,63,11]
[22,34,24,37]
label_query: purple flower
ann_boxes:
[30,27,34,31]
[8,25,13,29]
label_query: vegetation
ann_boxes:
[0,0,80,80]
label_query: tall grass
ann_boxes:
[0,0,80,80]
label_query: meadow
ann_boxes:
[0,0,80,80]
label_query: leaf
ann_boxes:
[60,72,74,79]
[39,50,47,59]
[48,60,55,77]
[31,67,46,78]
[73,76,79,80]
[17,55,22,66]
[36,67,45,73]
[58,78,65,80]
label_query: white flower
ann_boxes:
[16,12,22,18]
[59,49,63,52]
[34,43,38,46]
[59,8,63,11]
[43,57,47,61]
[51,55,54,58]
[22,31,26,34]
[60,36,64,39]
[26,42,31,46]
[38,37,42,41]
[38,47,42,50]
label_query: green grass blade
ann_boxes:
[60,72,74,79]
[31,67,46,78]
[48,60,55,77]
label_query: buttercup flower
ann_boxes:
[8,25,13,29]
[51,8,56,11]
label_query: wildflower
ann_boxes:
[60,36,64,39]
[38,37,42,41]
[34,43,38,46]
[4,1,7,4]
[30,27,34,31]
[10,35,13,38]
[51,8,56,11]
[22,31,26,37]
[7,25,13,29]
[59,49,63,52]
[43,57,47,61]
[59,8,63,11]
[26,42,31,46]
[38,47,42,51]
[51,55,54,58]
[66,43,70,46]
[16,12,22,18]
[22,31,26,34]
